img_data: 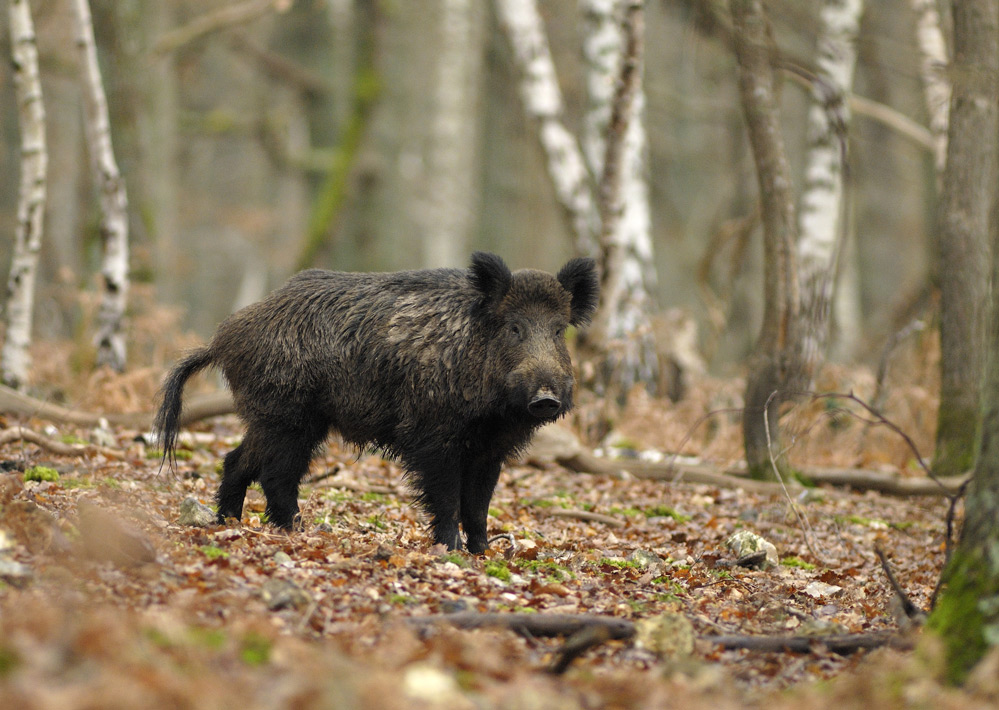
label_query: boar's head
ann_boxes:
[470,252,599,422]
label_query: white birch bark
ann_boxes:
[2,0,48,389]
[73,0,130,371]
[422,0,484,267]
[582,0,658,398]
[911,0,950,175]
[797,0,863,376]
[494,0,599,254]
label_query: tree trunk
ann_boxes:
[930,95,999,688]
[932,0,999,478]
[730,0,803,480]
[494,0,599,255]
[73,0,131,372]
[797,0,863,378]
[911,0,950,176]
[583,0,659,402]
[420,0,485,267]
[2,0,48,390]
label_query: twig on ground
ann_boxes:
[0,425,124,459]
[702,631,913,654]
[406,612,636,641]
[541,508,624,528]
[874,542,925,622]
[549,625,614,674]
[763,391,822,561]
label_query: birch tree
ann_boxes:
[73,0,130,372]
[730,0,804,480]
[911,0,950,175]
[582,0,659,401]
[797,0,863,379]
[1,0,48,389]
[497,0,659,402]
[493,0,599,255]
[932,0,998,478]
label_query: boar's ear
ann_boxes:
[557,257,600,327]
[469,252,512,308]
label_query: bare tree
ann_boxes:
[494,0,599,255]
[730,0,804,480]
[2,0,48,389]
[911,0,950,176]
[932,0,999,478]
[73,0,131,372]
[497,0,659,403]
[930,3,999,672]
[797,0,863,378]
[583,0,659,402]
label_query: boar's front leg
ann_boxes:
[460,455,502,554]
[415,455,464,550]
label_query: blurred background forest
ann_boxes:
[0,0,939,371]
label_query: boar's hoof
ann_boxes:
[528,393,562,420]
[466,537,489,554]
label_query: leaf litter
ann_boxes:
[1,370,997,709]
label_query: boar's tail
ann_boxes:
[153,347,214,469]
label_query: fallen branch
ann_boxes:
[406,612,636,640]
[0,426,124,459]
[542,507,624,528]
[702,630,913,654]
[0,384,234,430]
[549,625,614,674]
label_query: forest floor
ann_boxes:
[2,347,999,709]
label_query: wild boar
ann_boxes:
[155,252,598,552]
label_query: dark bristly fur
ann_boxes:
[154,252,598,552]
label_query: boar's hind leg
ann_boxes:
[460,458,502,554]
[257,429,319,530]
[216,436,261,524]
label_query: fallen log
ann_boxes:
[530,424,965,498]
[406,612,636,640]
[702,631,914,654]
[0,384,234,430]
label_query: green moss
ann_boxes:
[147,448,192,461]
[484,559,511,582]
[645,505,691,522]
[23,466,59,482]
[781,556,816,570]
[199,545,229,560]
[60,434,88,445]
[927,549,992,684]
[0,645,19,676]
[440,552,468,568]
[597,558,642,570]
[239,632,272,666]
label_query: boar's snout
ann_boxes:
[528,388,562,420]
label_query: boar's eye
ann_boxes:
[510,323,524,341]
[555,325,567,339]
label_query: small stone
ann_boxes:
[273,551,293,566]
[635,612,695,659]
[0,558,32,587]
[177,497,216,527]
[260,578,311,611]
[724,530,778,569]
[626,549,662,568]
